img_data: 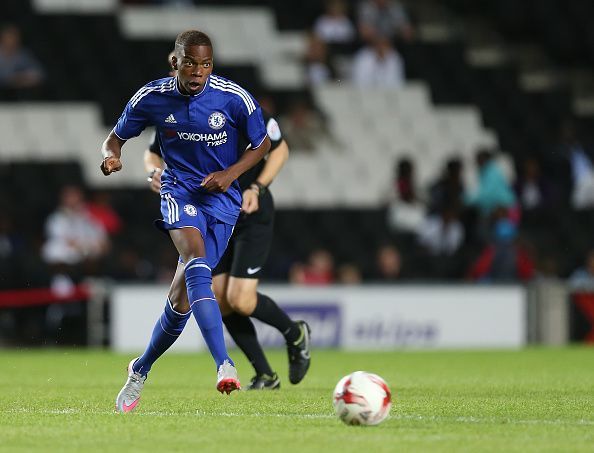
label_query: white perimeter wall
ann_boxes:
[111,284,526,352]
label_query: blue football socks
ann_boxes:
[185,257,232,369]
[133,298,191,376]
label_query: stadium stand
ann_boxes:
[1,0,594,285]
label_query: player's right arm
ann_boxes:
[100,132,126,175]
[100,83,152,176]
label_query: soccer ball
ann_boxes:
[333,371,392,426]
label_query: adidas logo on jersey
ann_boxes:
[165,114,177,124]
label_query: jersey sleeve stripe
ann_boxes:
[129,86,151,107]
[209,82,255,115]
[211,76,256,112]
[209,78,255,114]
[130,79,176,108]
[209,80,255,114]
[130,79,172,106]
[132,80,175,108]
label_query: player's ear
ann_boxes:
[171,56,178,70]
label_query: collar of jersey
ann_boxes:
[174,75,210,98]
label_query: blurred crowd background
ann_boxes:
[1,0,594,302]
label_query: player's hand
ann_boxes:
[100,156,122,176]
[148,168,162,194]
[201,169,235,193]
[241,188,259,214]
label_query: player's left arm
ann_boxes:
[242,139,289,213]
[202,98,271,193]
[201,136,271,193]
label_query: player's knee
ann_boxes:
[168,285,190,313]
[169,296,190,314]
[226,287,256,316]
[218,300,234,317]
[184,257,212,289]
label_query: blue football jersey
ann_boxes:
[114,75,267,224]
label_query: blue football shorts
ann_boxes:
[155,192,234,269]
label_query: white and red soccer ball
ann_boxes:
[333,371,392,426]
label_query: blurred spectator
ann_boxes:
[557,120,594,210]
[466,209,534,282]
[41,186,110,284]
[279,100,337,152]
[0,24,44,94]
[568,250,594,291]
[0,214,23,261]
[154,246,180,283]
[352,37,405,88]
[289,249,335,285]
[85,191,123,236]
[111,248,154,281]
[387,157,424,234]
[314,0,356,45]
[0,214,25,289]
[304,32,337,86]
[337,263,362,284]
[535,255,560,279]
[465,149,516,218]
[374,244,402,281]
[417,207,464,256]
[514,156,554,211]
[357,0,414,44]
[428,157,465,214]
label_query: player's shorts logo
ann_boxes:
[183,204,197,216]
[208,112,226,130]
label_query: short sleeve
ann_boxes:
[234,92,267,150]
[113,87,150,140]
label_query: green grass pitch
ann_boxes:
[1,348,593,452]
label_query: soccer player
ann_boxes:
[100,30,271,412]
[145,105,311,390]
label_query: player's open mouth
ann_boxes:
[189,82,201,89]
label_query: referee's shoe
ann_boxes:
[287,321,311,384]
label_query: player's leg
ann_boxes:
[172,210,242,394]
[225,276,310,385]
[163,195,238,393]
[214,271,280,390]
[228,222,311,385]
[168,226,234,370]
[132,262,191,376]
[115,263,191,413]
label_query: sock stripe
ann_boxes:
[159,317,181,337]
[190,297,217,307]
[185,257,211,271]
[186,263,211,272]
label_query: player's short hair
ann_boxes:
[175,30,213,52]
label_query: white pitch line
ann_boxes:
[2,408,593,427]
[1,408,335,419]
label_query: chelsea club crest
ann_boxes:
[208,112,226,130]
[184,204,197,217]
